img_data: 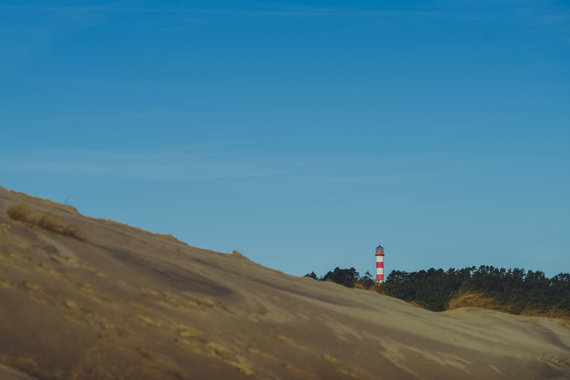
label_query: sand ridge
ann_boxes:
[0,186,568,379]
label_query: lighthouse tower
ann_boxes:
[375,244,384,283]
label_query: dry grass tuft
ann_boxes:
[447,291,570,321]
[409,300,430,309]
[447,291,502,311]
[519,308,570,321]
[6,204,36,223]
[6,204,86,241]
[231,250,252,261]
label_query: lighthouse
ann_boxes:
[375,244,384,283]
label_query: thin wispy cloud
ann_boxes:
[2,1,568,31]
[0,4,440,18]
[0,149,399,184]
[450,0,570,40]
[2,0,569,27]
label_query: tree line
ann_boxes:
[306,266,570,318]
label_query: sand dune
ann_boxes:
[0,186,568,379]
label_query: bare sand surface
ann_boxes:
[0,186,568,379]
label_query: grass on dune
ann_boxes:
[6,203,86,241]
[447,291,570,321]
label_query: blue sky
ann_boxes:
[1,0,569,277]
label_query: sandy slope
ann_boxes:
[0,186,568,380]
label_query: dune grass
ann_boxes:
[447,291,570,321]
[447,291,502,311]
[6,204,86,241]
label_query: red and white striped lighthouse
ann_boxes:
[375,244,384,283]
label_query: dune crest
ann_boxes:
[0,186,568,379]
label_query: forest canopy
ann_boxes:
[306,266,570,319]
